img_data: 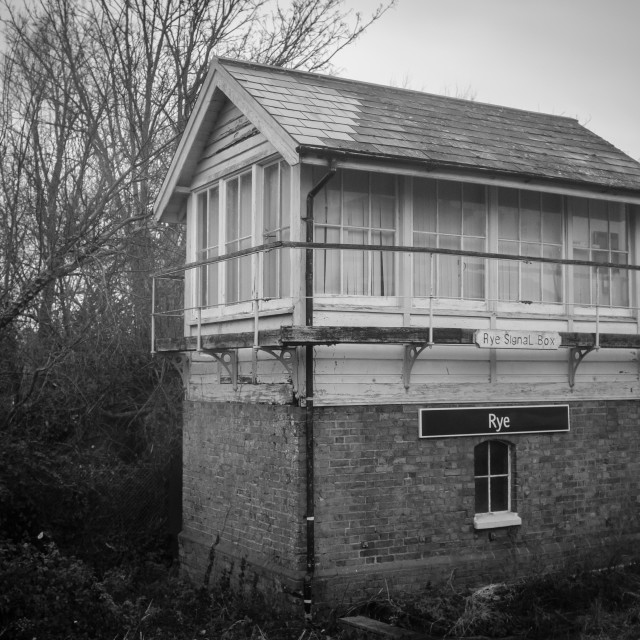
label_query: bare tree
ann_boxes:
[0,0,393,431]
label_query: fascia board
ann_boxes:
[214,63,299,167]
[153,64,222,223]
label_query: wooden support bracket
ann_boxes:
[163,353,190,389]
[203,349,238,391]
[259,347,299,395]
[568,346,595,388]
[403,344,431,390]
[259,347,297,378]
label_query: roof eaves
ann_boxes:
[296,144,640,202]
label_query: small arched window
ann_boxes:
[473,441,521,530]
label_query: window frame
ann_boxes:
[569,196,631,311]
[313,168,399,298]
[473,439,522,530]
[192,159,296,317]
[262,160,292,300]
[412,177,488,302]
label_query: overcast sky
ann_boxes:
[332,0,640,160]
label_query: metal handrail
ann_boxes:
[151,242,638,353]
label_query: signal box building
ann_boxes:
[153,58,640,613]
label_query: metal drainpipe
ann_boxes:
[303,161,337,619]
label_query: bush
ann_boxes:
[0,540,119,639]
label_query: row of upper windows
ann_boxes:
[311,167,636,308]
[194,162,637,309]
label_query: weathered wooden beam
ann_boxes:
[561,332,640,349]
[154,326,640,353]
[155,336,197,351]
[279,326,477,345]
[154,330,284,352]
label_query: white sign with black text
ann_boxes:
[474,329,561,350]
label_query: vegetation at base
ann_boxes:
[351,562,640,639]
[0,539,314,640]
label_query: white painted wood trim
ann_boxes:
[474,512,521,530]
[214,66,299,167]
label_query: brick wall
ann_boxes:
[312,400,640,607]
[181,398,640,611]
[180,400,307,604]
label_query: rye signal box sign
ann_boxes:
[474,329,561,350]
[419,405,570,438]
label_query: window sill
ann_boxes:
[474,512,522,530]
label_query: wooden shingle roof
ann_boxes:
[219,57,640,193]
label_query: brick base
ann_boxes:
[179,529,306,611]
[181,398,640,613]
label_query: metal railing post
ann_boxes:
[151,276,156,354]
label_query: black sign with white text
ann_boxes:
[419,405,570,438]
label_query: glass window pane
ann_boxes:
[343,170,368,228]
[280,247,290,297]
[608,203,625,251]
[344,250,367,295]
[438,181,462,235]
[264,251,277,298]
[281,163,291,225]
[571,197,590,247]
[413,178,437,233]
[314,165,341,225]
[462,183,487,237]
[489,441,509,475]
[239,173,252,238]
[263,164,278,233]
[573,249,591,305]
[209,188,219,248]
[542,245,562,303]
[498,240,519,301]
[475,478,489,513]
[490,476,509,512]
[498,188,519,240]
[207,261,218,307]
[474,442,489,476]
[590,200,608,249]
[611,254,629,308]
[371,174,395,229]
[463,237,485,300]
[226,179,239,240]
[438,235,461,298]
[543,213,563,244]
[226,258,238,302]
[198,192,207,252]
[315,227,340,293]
[521,191,541,242]
[239,255,251,301]
[413,234,435,297]
[522,262,540,302]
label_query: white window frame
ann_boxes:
[313,168,398,299]
[473,440,522,530]
[412,178,488,303]
[262,160,292,300]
